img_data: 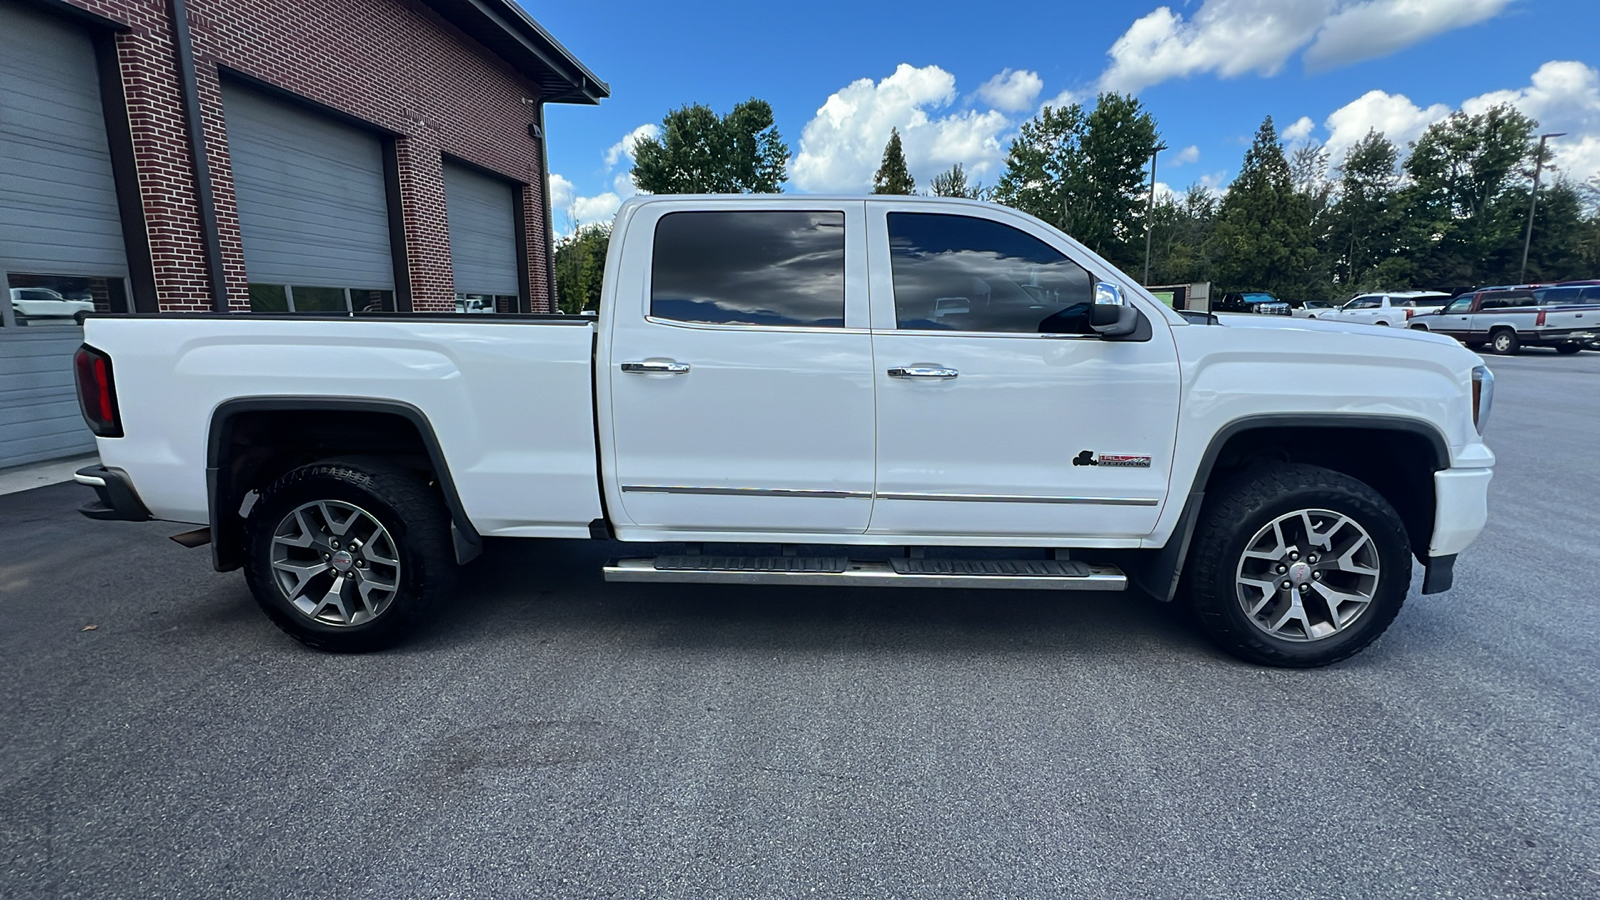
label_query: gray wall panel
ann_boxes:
[0,330,94,468]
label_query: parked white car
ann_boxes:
[72,195,1495,668]
[1290,300,1335,319]
[8,287,95,319]
[1320,291,1452,326]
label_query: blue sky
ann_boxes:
[533,0,1600,232]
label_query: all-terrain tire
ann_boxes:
[1182,463,1410,668]
[243,460,456,652]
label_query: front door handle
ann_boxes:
[621,360,690,375]
[888,365,958,379]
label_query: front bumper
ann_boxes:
[75,466,152,522]
[1421,466,1493,593]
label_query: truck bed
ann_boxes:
[81,313,604,537]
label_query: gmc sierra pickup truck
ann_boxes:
[71,195,1496,667]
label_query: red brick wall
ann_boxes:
[59,0,556,312]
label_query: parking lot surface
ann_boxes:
[2,350,1598,899]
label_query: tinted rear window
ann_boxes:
[650,211,846,327]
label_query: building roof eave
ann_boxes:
[421,0,609,105]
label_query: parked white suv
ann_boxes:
[1321,291,1452,326]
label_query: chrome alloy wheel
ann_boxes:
[1234,508,1380,642]
[269,500,401,627]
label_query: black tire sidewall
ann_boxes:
[244,463,452,652]
[1187,465,1411,667]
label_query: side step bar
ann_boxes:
[603,557,1127,591]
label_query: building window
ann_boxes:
[249,284,396,314]
[454,293,517,314]
[2,273,128,327]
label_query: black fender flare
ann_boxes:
[1127,414,1451,602]
[206,397,482,571]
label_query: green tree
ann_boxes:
[1328,130,1401,289]
[1146,182,1219,285]
[929,162,986,199]
[994,102,1087,232]
[1075,93,1160,269]
[994,94,1158,269]
[872,128,916,195]
[630,99,789,194]
[553,223,611,313]
[1399,104,1537,285]
[1209,116,1317,295]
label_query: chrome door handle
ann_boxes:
[888,366,958,379]
[621,360,690,374]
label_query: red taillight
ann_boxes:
[1405,308,1415,319]
[1536,308,1547,326]
[73,345,122,437]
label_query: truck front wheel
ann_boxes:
[1182,464,1410,668]
[243,461,456,652]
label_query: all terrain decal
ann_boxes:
[1073,451,1152,468]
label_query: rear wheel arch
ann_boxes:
[207,398,481,572]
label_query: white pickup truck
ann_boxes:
[71,195,1496,667]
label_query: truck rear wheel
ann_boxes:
[1556,342,1582,355]
[1490,329,1520,355]
[243,460,455,652]
[1182,464,1410,668]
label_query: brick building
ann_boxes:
[0,0,606,467]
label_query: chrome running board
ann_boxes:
[602,557,1127,591]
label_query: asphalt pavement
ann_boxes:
[2,350,1597,899]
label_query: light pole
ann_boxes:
[1143,143,1167,285]
[1519,132,1565,284]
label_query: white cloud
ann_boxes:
[1282,116,1316,144]
[547,172,622,231]
[790,64,1013,193]
[1098,0,1515,93]
[603,123,659,168]
[1306,60,1600,181]
[1305,0,1513,70]
[1322,89,1451,165]
[1461,60,1600,183]
[1171,145,1200,166]
[1099,0,1335,94]
[976,69,1043,112]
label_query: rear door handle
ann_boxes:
[621,360,690,374]
[888,365,958,379]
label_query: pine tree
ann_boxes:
[930,163,985,199]
[872,128,916,195]
[1209,116,1316,295]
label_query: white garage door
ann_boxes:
[0,0,128,468]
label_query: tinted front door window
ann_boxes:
[887,213,1092,333]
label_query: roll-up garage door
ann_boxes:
[0,0,127,468]
[443,162,519,300]
[222,84,394,302]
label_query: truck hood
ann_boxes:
[1211,312,1461,348]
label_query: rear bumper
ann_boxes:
[74,466,152,522]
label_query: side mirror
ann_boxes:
[1091,282,1138,337]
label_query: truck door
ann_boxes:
[1430,295,1475,338]
[601,201,876,536]
[864,205,1180,540]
